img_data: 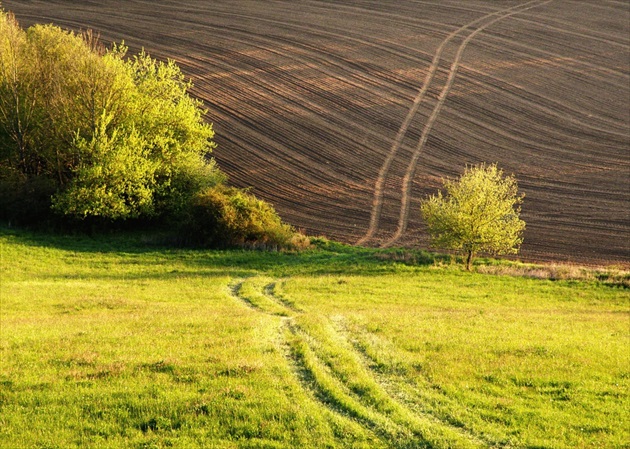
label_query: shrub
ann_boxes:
[185,186,308,250]
[0,12,219,224]
[421,163,525,270]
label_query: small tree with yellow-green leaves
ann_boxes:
[421,163,525,270]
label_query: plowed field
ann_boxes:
[6,0,629,265]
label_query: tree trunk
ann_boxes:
[466,250,474,271]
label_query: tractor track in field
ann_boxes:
[228,278,392,443]
[228,277,488,448]
[357,0,544,245]
[382,0,555,247]
[357,0,552,246]
[7,0,630,265]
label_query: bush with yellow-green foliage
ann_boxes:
[421,163,526,270]
[0,11,304,248]
[186,185,309,250]
[0,11,221,222]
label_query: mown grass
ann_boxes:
[1,228,628,448]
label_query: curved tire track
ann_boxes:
[358,0,550,246]
[230,277,486,448]
[383,0,553,247]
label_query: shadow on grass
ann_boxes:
[1,226,438,278]
[0,225,162,254]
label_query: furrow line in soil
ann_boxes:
[509,15,630,49]
[153,16,432,98]
[451,66,630,137]
[287,0,499,26]
[430,101,628,165]
[473,27,630,82]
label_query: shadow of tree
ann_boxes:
[1,226,438,280]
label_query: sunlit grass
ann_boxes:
[1,232,382,448]
[280,274,629,448]
[1,228,628,448]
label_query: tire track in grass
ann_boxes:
[285,317,488,448]
[357,0,548,246]
[263,281,302,314]
[383,0,553,247]
[229,277,485,448]
[229,277,295,317]
[330,316,501,448]
[249,281,419,445]
[228,278,394,445]
[283,322,419,448]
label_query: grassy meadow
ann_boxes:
[0,229,628,448]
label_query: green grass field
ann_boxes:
[1,229,628,448]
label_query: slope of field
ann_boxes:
[1,230,629,448]
[6,0,629,265]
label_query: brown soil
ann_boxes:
[6,0,629,265]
